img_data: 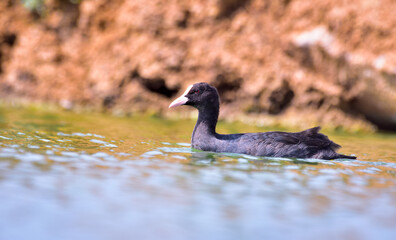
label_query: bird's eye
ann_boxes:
[190,89,199,94]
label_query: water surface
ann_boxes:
[0,107,395,240]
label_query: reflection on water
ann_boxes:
[0,107,395,240]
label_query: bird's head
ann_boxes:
[169,82,219,110]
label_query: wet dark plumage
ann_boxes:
[169,82,356,160]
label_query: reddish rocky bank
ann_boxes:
[0,0,395,131]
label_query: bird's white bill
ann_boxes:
[168,85,193,108]
[169,96,189,108]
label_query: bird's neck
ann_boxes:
[193,104,219,137]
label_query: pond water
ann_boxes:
[0,106,395,240]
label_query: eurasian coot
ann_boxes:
[169,82,356,160]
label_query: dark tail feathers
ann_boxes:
[303,126,321,135]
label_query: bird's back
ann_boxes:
[215,127,355,159]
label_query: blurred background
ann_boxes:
[1,0,395,131]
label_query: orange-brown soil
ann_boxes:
[1,0,395,131]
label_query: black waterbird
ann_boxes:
[169,82,356,160]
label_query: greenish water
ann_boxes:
[0,106,395,240]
